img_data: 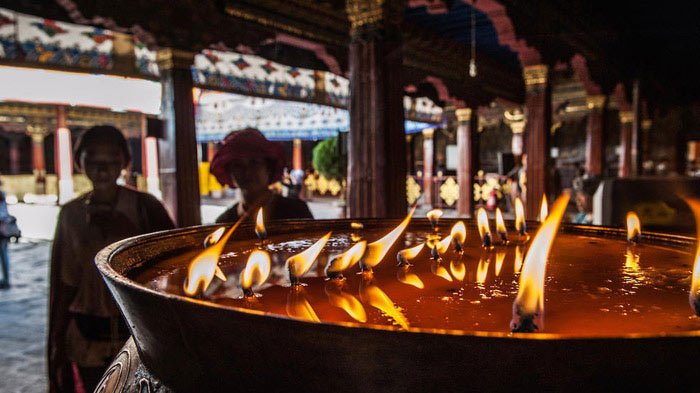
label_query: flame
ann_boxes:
[495,251,506,276]
[626,211,641,242]
[437,234,453,254]
[512,194,570,330]
[255,208,266,239]
[240,250,271,292]
[397,243,424,265]
[397,268,425,289]
[476,208,492,244]
[286,288,320,322]
[431,262,453,282]
[476,257,490,284]
[515,197,526,234]
[360,281,409,329]
[287,232,332,282]
[364,206,416,269]
[449,260,466,281]
[350,222,364,230]
[514,246,524,272]
[685,198,700,315]
[327,241,367,274]
[184,220,244,296]
[203,227,225,247]
[427,209,443,224]
[539,194,548,222]
[450,221,467,246]
[325,282,367,322]
[495,208,507,238]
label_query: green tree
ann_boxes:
[312,136,345,180]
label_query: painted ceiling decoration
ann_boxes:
[1,6,443,142]
[0,7,113,69]
[195,89,437,142]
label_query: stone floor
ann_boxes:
[0,240,50,393]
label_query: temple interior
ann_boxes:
[1,1,700,392]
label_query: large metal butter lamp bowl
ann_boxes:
[94,218,700,392]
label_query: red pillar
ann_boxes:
[8,138,20,175]
[422,128,434,208]
[156,49,201,226]
[26,124,48,194]
[618,111,634,178]
[54,105,74,204]
[456,108,473,217]
[585,95,606,176]
[292,138,303,171]
[346,0,407,218]
[523,64,551,219]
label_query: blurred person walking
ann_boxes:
[48,126,174,393]
[0,177,20,289]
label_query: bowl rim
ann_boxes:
[96,218,700,341]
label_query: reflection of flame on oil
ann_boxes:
[622,248,646,286]
[286,287,320,322]
[431,261,453,282]
[511,194,569,333]
[495,251,506,277]
[514,246,524,273]
[539,194,548,222]
[363,206,416,270]
[360,279,409,329]
[449,260,466,281]
[396,266,425,289]
[476,256,490,285]
[325,281,367,322]
[515,197,527,236]
[326,240,367,278]
[240,250,271,297]
[684,198,700,315]
[626,211,641,243]
[287,232,332,285]
[476,208,492,247]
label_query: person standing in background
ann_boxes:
[210,128,313,224]
[0,177,13,289]
[48,125,174,393]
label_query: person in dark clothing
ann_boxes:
[48,125,174,393]
[210,128,313,224]
[0,178,12,289]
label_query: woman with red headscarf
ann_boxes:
[210,128,313,223]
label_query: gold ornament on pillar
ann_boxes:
[523,65,549,92]
[619,111,634,124]
[156,48,196,71]
[455,108,472,123]
[586,95,606,111]
[346,0,385,32]
[504,108,525,134]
